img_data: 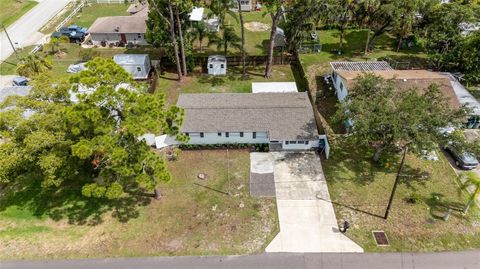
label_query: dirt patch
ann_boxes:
[244,22,269,32]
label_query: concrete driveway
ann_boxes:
[265,152,363,253]
[1,0,71,61]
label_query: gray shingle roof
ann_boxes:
[88,16,147,34]
[330,61,393,71]
[177,92,319,140]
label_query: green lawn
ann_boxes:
[67,3,130,28]
[0,150,278,259]
[0,0,38,28]
[192,9,273,56]
[323,138,480,252]
[156,65,297,105]
[40,1,76,34]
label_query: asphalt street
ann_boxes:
[1,251,479,269]
[0,0,71,61]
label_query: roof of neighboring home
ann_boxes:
[189,7,204,21]
[441,73,480,116]
[177,92,319,140]
[88,16,147,34]
[113,54,149,65]
[127,2,147,14]
[0,86,32,103]
[331,61,393,71]
[335,70,461,109]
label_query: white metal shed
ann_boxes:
[113,54,151,80]
[207,55,227,76]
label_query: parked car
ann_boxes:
[444,145,479,170]
[12,76,28,86]
[52,25,87,43]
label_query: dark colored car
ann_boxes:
[52,25,87,43]
[445,145,479,170]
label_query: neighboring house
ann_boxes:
[113,54,151,80]
[206,17,220,32]
[127,2,148,15]
[330,61,480,129]
[177,92,325,151]
[0,86,34,119]
[88,16,148,46]
[251,82,298,93]
[233,0,254,11]
[207,55,227,76]
[189,7,205,22]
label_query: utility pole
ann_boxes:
[1,23,18,58]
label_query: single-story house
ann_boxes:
[113,54,151,80]
[206,17,220,32]
[251,82,298,93]
[88,15,148,46]
[189,7,205,22]
[330,61,479,129]
[177,92,325,151]
[207,55,227,76]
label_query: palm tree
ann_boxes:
[208,25,241,56]
[16,54,52,77]
[191,21,208,53]
[460,172,480,214]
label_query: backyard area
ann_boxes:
[323,138,480,252]
[0,0,38,28]
[0,149,278,259]
[156,65,299,104]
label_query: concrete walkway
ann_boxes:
[2,251,479,269]
[266,152,363,253]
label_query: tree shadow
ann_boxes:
[0,176,151,225]
[424,192,466,220]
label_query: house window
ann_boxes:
[339,82,344,91]
[137,67,142,72]
[305,141,309,145]
[209,64,213,68]
[240,132,244,137]
[226,132,229,137]
[285,141,289,145]
[220,64,225,69]
[253,132,256,139]
[185,133,189,137]
[200,132,204,138]
[137,34,142,38]
[218,132,222,136]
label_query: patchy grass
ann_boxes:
[323,138,480,252]
[0,0,38,28]
[40,1,76,34]
[0,150,278,259]
[156,65,297,105]
[192,8,273,56]
[66,3,130,28]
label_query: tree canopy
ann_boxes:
[335,73,467,162]
[0,58,185,200]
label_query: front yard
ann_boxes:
[0,0,38,28]
[323,138,480,252]
[0,150,278,259]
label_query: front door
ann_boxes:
[120,33,127,43]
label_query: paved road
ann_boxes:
[1,251,479,269]
[0,0,71,61]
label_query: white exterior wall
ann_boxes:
[90,33,148,46]
[186,132,269,144]
[332,71,349,101]
[281,140,319,150]
[208,62,227,75]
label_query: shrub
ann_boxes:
[78,48,100,62]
